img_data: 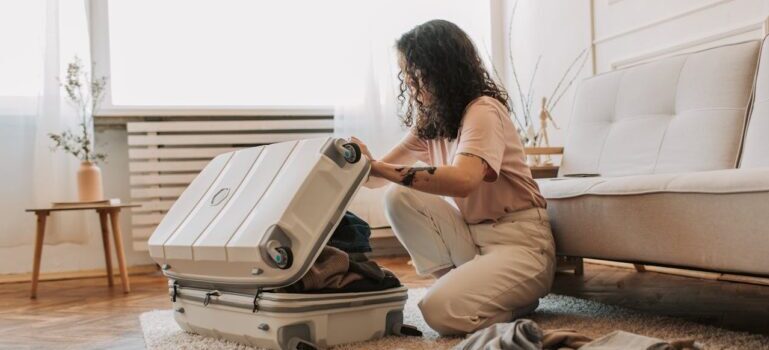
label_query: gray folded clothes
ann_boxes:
[453,321,698,350]
[580,331,700,350]
[541,329,592,349]
[453,319,544,350]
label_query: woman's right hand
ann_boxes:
[349,136,374,162]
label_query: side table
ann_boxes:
[25,203,140,298]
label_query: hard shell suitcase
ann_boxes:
[148,137,418,349]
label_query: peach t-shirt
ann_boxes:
[397,96,546,224]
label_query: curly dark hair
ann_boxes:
[396,19,510,140]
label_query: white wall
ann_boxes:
[500,0,769,151]
[0,126,153,275]
[499,0,593,149]
[593,0,769,72]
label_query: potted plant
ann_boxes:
[49,57,108,202]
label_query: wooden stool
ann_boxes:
[25,203,140,298]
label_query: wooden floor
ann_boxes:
[1,258,768,349]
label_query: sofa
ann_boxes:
[537,37,769,277]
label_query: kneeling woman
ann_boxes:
[352,20,555,335]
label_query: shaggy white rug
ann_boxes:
[140,288,769,350]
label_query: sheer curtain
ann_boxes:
[0,0,92,247]
[334,0,492,227]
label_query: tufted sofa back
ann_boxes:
[560,40,760,177]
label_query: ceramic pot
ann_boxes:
[77,161,104,202]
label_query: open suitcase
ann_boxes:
[148,137,419,350]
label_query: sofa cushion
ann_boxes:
[560,40,760,177]
[741,35,769,168]
[539,167,769,199]
[538,168,769,275]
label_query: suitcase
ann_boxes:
[148,137,419,350]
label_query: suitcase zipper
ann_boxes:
[199,288,263,312]
[203,290,221,306]
[252,288,262,313]
[171,280,178,302]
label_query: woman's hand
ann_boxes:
[356,135,419,189]
[349,136,374,161]
[371,153,488,198]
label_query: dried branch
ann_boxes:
[524,55,542,123]
[549,50,590,111]
[546,48,587,110]
[507,0,529,124]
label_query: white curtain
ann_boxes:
[0,0,93,247]
[334,0,493,227]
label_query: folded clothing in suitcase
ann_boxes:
[148,137,419,349]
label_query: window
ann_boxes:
[0,0,89,113]
[103,0,491,111]
[0,0,44,98]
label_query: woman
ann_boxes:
[351,19,555,336]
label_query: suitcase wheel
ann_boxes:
[287,337,318,350]
[392,323,423,337]
[342,143,362,163]
[272,246,293,269]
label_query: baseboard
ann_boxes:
[584,259,769,286]
[369,229,408,257]
[0,264,159,284]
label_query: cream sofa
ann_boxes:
[539,37,769,276]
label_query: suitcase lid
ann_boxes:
[148,137,370,289]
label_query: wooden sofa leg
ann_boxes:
[633,264,646,272]
[556,256,585,276]
[574,257,584,276]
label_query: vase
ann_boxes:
[77,161,104,202]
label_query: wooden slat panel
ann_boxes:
[130,186,185,199]
[132,200,175,212]
[127,119,333,133]
[132,226,156,240]
[129,160,208,172]
[126,120,332,251]
[130,174,197,186]
[132,213,166,226]
[128,132,329,146]
[128,147,237,160]
[133,240,149,251]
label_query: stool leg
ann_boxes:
[31,212,48,299]
[98,210,114,287]
[108,209,131,293]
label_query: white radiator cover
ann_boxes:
[127,118,333,251]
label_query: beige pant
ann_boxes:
[384,185,556,335]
